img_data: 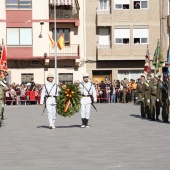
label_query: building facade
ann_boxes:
[0,0,86,84]
[85,0,168,82]
[0,0,169,84]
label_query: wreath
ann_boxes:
[56,83,81,117]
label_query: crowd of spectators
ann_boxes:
[5,78,43,105]
[5,78,138,105]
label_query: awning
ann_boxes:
[50,0,74,5]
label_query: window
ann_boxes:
[53,28,70,46]
[133,28,148,44]
[114,0,130,9]
[7,28,32,46]
[114,29,130,44]
[99,0,109,11]
[6,0,32,9]
[134,0,148,9]
[59,73,73,84]
[21,73,33,84]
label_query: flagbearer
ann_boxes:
[40,73,60,129]
[79,73,97,128]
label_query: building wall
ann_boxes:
[86,0,169,80]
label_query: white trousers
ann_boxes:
[80,103,91,119]
[46,103,56,126]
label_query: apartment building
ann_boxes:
[0,0,86,84]
[85,0,168,82]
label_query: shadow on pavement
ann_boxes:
[37,125,81,128]
[56,125,81,128]
[130,114,170,124]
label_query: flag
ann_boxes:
[152,39,164,73]
[57,33,65,50]
[144,47,151,74]
[167,46,170,75]
[48,34,55,48]
[1,41,8,72]
[0,40,8,79]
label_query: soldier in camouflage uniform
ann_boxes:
[149,76,161,121]
[136,76,145,117]
[142,74,152,119]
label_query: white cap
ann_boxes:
[47,73,54,78]
[83,73,89,78]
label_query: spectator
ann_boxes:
[20,84,26,105]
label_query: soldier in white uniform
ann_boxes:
[79,73,97,128]
[40,73,60,129]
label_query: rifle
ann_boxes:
[42,96,47,115]
[90,95,97,112]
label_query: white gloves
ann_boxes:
[147,99,150,103]
[142,98,144,100]
[156,99,159,102]
[135,97,138,99]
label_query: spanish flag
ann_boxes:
[48,34,55,48]
[57,33,65,50]
[1,42,8,72]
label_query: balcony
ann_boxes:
[49,44,80,60]
[49,7,79,19]
[96,41,112,60]
[96,6,112,26]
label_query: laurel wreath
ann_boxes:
[56,83,81,117]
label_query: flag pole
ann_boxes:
[54,0,57,84]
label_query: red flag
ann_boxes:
[144,48,151,74]
[1,45,8,71]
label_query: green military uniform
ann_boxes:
[136,81,145,117]
[156,78,162,119]
[148,78,161,121]
[161,79,169,122]
[122,81,127,103]
[142,80,151,119]
[0,85,5,127]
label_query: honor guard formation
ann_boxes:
[136,74,170,122]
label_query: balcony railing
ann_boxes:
[49,8,79,19]
[96,41,112,49]
[49,44,79,57]
[96,6,111,14]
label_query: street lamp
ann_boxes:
[38,21,44,38]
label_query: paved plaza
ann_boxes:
[0,103,170,170]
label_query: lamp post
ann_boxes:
[54,0,57,84]
[38,21,44,38]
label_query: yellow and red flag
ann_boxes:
[57,33,65,50]
[0,40,8,78]
[48,34,55,48]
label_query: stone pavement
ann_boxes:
[0,103,170,170]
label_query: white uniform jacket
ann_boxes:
[40,82,60,105]
[79,82,97,104]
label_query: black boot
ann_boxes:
[86,119,90,128]
[81,118,85,128]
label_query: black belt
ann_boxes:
[45,95,57,97]
[82,95,91,97]
[151,94,156,96]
